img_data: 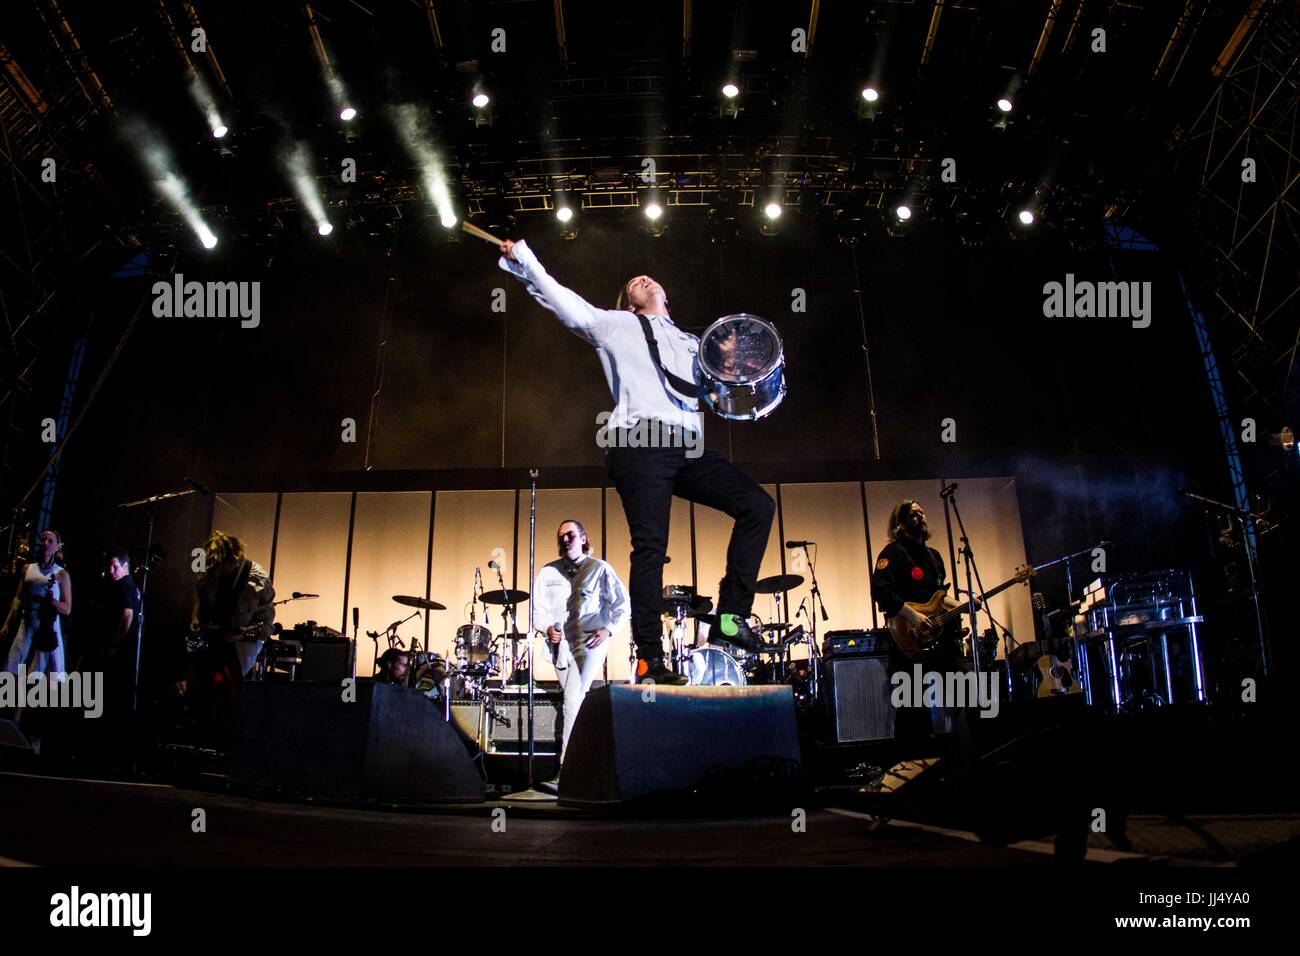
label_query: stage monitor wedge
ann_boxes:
[559,683,801,805]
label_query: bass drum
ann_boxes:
[685,647,747,687]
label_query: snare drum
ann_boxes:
[455,624,493,663]
[698,313,786,421]
[685,647,747,687]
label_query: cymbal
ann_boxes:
[392,595,446,611]
[755,573,805,594]
[481,588,529,606]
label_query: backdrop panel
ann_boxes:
[273,493,353,633]
[775,482,873,659]
[429,490,517,664]
[692,483,782,639]
[346,492,433,677]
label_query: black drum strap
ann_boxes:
[634,313,707,407]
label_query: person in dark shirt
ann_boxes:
[873,499,970,748]
[104,548,143,715]
[873,500,965,659]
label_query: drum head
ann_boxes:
[686,647,746,686]
[699,314,782,384]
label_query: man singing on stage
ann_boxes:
[532,519,628,788]
[497,238,771,685]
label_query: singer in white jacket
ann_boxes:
[531,519,629,786]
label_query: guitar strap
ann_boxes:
[634,313,707,408]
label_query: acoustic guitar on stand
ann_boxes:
[888,565,1035,661]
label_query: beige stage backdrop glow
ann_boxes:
[210,478,1032,682]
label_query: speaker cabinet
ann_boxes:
[560,684,801,804]
[825,656,896,743]
[234,682,483,802]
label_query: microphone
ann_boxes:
[352,607,359,630]
[795,597,808,619]
[785,540,815,549]
[184,476,211,496]
[291,592,319,599]
[941,483,958,499]
[488,559,500,570]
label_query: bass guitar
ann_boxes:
[888,564,1035,661]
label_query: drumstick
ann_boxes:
[461,219,505,246]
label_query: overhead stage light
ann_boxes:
[895,204,912,221]
[472,92,490,108]
[212,125,228,139]
[644,202,663,220]
[997,98,1014,113]
[764,202,782,220]
[556,206,573,223]
[1018,209,1035,225]
[339,106,357,121]
[861,87,880,102]
[317,222,333,236]
[721,83,740,98]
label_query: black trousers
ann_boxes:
[606,443,775,660]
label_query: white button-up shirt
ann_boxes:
[531,553,631,648]
[499,240,704,438]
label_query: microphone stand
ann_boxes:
[942,484,985,695]
[504,468,553,802]
[800,544,828,700]
[118,484,200,715]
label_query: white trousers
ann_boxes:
[551,635,608,764]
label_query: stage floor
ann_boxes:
[3,770,1295,867]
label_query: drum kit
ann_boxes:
[385,587,533,704]
[661,572,820,709]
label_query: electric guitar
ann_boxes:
[888,564,1035,661]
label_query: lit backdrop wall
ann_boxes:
[212,477,1032,681]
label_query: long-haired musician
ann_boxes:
[187,531,275,746]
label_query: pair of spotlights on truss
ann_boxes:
[723,83,884,104]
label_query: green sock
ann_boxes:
[719,613,740,636]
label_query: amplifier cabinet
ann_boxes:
[824,656,896,743]
[454,689,563,755]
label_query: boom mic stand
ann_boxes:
[118,483,201,714]
[504,468,554,802]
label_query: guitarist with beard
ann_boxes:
[872,499,973,748]
[873,499,969,673]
